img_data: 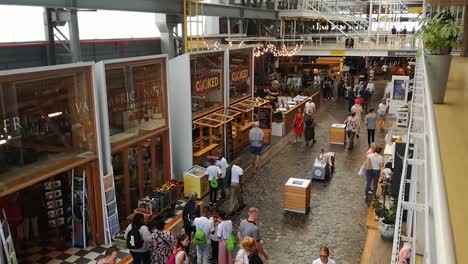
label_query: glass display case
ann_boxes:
[192,112,233,166]
[229,48,253,104]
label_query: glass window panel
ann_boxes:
[190,52,224,117]
[142,140,153,194]
[229,49,252,103]
[155,136,165,186]
[111,152,126,222]
[128,146,139,210]
[106,59,168,145]
[0,68,96,190]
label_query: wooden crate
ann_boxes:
[284,178,311,214]
[330,124,347,145]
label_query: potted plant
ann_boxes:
[416,10,462,104]
[272,110,283,123]
[372,197,397,240]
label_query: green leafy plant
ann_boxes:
[416,10,462,55]
[372,197,397,225]
[272,110,283,122]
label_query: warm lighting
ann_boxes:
[48,112,63,118]
[0,139,6,145]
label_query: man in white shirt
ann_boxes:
[216,155,228,200]
[305,98,316,117]
[312,246,336,264]
[205,159,221,205]
[228,159,245,214]
[194,207,214,264]
[366,80,375,94]
[365,146,384,198]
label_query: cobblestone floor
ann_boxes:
[189,80,389,264]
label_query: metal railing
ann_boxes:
[390,46,456,264]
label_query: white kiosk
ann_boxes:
[389,75,410,114]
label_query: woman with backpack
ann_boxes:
[217,210,234,264]
[167,233,191,264]
[148,219,176,264]
[303,109,316,146]
[124,213,151,264]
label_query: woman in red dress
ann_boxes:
[293,108,305,143]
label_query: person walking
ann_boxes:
[365,108,377,147]
[249,122,264,171]
[228,159,245,214]
[182,192,200,253]
[148,220,176,264]
[293,108,305,143]
[238,208,268,261]
[377,99,389,132]
[304,98,316,117]
[194,207,214,264]
[365,146,384,199]
[216,154,229,200]
[304,109,316,146]
[205,159,221,206]
[351,102,364,138]
[344,112,359,150]
[312,245,336,264]
[124,213,151,264]
[347,88,356,112]
[217,210,233,264]
[234,237,258,264]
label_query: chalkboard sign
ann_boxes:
[258,107,272,129]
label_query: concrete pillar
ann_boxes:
[155,14,182,58]
[68,9,81,62]
[462,6,468,57]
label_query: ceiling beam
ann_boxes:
[0,0,278,19]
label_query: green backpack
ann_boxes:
[210,177,219,188]
[227,234,236,252]
[194,229,207,246]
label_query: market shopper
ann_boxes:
[344,112,359,150]
[249,122,264,171]
[169,233,190,264]
[293,108,305,143]
[305,98,316,117]
[217,210,234,264]
[216,154,229,200]
[377,99,389,132]
[124,213,151,264]
[210,208,220,263]
[312,245,336,264]
[365,146,384,199]
[148,220,176,264]
[351,101,364,137]
[182,192,200,253]
[228,159,245,214]
[234,237,257,264]
[365,108,377,147]
[206,159,222,206]
[194,207,215,264]
[97,247,119,264]
[238,208,268,261]
[304,109,316,146]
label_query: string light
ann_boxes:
[254,43,303,57]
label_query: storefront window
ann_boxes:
[229,49,253,103]
[106,59,168,145]
[128,146,139,210]
[0,68,96,192]
[155,136,166,187]
[143,140,153,194]
[190,52,224,118]
[112,152,127,222]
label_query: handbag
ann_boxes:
[358,163,366,177]
[365,157,373,171]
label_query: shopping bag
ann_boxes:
[358,163,366,177]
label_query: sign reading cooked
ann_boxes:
[231,69,249,82]
[194,76,220,93]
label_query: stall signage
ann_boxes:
[388,51,417,57]
[1,117,22,133]
[231,69,249,82]
[107,85,162,113]
[192,74,221,94]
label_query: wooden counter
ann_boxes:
[283,92,320,136]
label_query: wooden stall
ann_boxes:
[282,92,320,136]
[0,63,105,258]
[100,55,172,224]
